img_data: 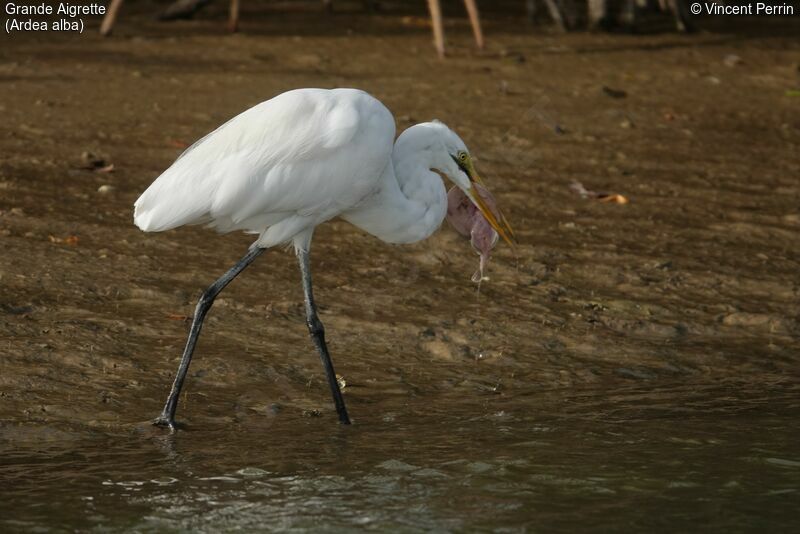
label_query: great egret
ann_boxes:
[134,87,515,429]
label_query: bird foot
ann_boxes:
[152,414,178,431]
[337,411,352,425]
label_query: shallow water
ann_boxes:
[3,382,799,532]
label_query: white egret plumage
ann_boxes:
[134,88,515,429]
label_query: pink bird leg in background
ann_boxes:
[446,184,500,283]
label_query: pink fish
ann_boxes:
[447,184,500,283]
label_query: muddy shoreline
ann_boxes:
[2,7,799,433]
[0,6,799,529]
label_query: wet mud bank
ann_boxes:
[0,6,799,530]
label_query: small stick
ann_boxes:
[427,0,445,59]
[228,0,240,32]
[463,0,484,50]
[100,0,124,36]
[587,0,607,30]
[543,0,567,31]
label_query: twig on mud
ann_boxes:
[48,235,80,245]
[568,181,628,204]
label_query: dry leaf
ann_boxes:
[598,194,629,204]
[49,235,79,245]
[569,181,629,204]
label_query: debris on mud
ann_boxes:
[48,235,79,246]
[723,54,742,67]
[568,181,628,204]
[601,86,627,99]
[80,152,115,173]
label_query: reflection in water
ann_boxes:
[2,383,799,532]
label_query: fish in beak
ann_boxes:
[447,184,500,282]
[452,155,516,247]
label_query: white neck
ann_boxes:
[342,125,450,244]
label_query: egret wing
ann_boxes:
[134,88,395,244]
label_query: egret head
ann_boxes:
[428,123,516,247]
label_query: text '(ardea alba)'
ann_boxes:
[134,88,515,429]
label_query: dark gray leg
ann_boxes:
[672,0,696,32]
[154,246,264,430]
[298,249,351,424]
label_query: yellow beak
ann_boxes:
[466,172,516,248]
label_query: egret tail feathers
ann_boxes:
[133,165,217,232]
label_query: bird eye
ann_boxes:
[458,152,468,162]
